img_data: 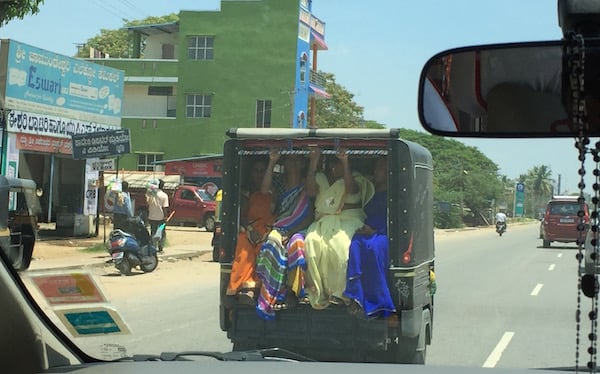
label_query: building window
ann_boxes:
[137,153,163,172]
[300,53,308,83]
[186,94,212,118]
[148,86,173,96]
[187,36,214,60]
[256,100,272,128]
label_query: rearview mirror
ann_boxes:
[416,40,600,138]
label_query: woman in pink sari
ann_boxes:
[256,150,313,320]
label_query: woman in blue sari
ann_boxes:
[344,157,396,319]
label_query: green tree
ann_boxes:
[75,14,179,58]
[398,129,504,228]
[314,72,366,128]
[0,0,44,26]
[523,165,554,217]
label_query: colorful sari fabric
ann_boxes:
[343,190,396,318]
[256,184,311,320]
[304,172,374,309]
[226,192,273,295]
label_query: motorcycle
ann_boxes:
[496,221,507,236]
[107,216,161,275]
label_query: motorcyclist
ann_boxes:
[495,211,507,232]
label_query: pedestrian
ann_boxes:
[146,179,169,251]
[112,181,133,231]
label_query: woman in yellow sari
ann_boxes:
[304,148,374,309]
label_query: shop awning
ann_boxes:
[311,31,328,50]
[310,84,331,99]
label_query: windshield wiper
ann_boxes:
[120,348,315,362]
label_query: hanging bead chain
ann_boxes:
[567,32,599,373]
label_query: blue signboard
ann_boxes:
[64,310,121,335]
[515,182,525,217]
[56,307,129,336]
[2,39,124,126]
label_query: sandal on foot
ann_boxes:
[238,290,256,305]
[348,302,365,319]
[298,296,310,304]
[273,303,287,310]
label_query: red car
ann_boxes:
[541,196,589,248]
[169,185,217,231]
[131,184,217,231]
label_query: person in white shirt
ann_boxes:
[146,179,169,251]
[495,211,507,232]
[495,211,507,223]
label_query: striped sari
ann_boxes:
[256,184,310,320]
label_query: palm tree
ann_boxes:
[525,165,554,217]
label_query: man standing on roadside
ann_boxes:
[112,181,133,231]
[147,179,169,251]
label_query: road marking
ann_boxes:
[483,331,515,368]
[531,283,543,296]
[557,253,563,258]
[548,264,556,271]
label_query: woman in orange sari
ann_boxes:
[226,158,274,304]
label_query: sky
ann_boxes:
[0,0,588,193]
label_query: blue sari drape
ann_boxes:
[343,190,396,318]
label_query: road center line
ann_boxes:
[557,253,563,258]
[482,331,515,368]
[548,264,556,271]
[531,283,543,296]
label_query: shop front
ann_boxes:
[5,111,114,236]
[0,39,124,236]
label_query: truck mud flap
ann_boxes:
[231,305,389,351]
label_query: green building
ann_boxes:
[91,0,328,171]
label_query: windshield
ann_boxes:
[0,0,588,372]
[548,202,582,216]
[196,189,214,201]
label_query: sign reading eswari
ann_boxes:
[0,39,124,127]
[71,129,130,159]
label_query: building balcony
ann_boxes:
[309,70,330,99]
[309,70,327,87]
[87,58,178,82]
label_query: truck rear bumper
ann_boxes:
[229,304,389,352]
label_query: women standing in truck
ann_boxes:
[226,157,274,304]
[255,149,313,320]
[344,157,396,319]
[303,147,374,310]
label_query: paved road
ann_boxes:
[427,223,578,369]
[21,222,582,368]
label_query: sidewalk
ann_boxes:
[28,226,212,272]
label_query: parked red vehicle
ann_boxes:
[131,184,217,232]
[540,196,589,248]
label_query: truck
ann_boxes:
[217,128,435,364]
[130,183,217,232]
